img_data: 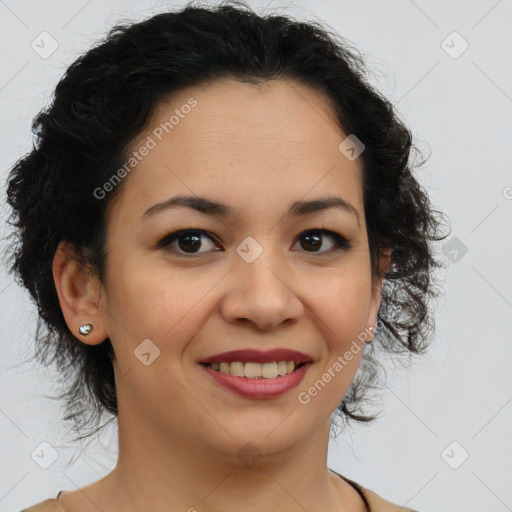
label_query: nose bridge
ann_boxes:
[220,235,303,329]
[238,237,289,302]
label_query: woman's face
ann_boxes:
[92,78,385,459]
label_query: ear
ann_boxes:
[52,240,108,345]
[365,248,392,333]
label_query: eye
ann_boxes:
[156,229,221,256]
[294,229,351,254]
[156,228,351,256]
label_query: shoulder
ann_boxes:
[358,486,420,512]
[332,470,420,512]
[20,497,65,512]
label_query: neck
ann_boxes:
[70,363,368,512]
[86,408,363,512]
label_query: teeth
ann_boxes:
[207,361,298,378]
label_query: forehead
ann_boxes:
[108,77,364,225]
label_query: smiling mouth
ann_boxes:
[200,360,308,379]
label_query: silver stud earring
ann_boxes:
[367,326,376,342]
[79,323,93,336]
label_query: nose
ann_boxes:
[218,247,304,331]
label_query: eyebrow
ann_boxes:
[142,194,360,226]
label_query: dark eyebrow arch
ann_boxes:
[142,194,360,226]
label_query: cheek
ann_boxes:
[305,276,370,407]
[306,264,372,394]
[103,256,216,350]
[310,265,373,334]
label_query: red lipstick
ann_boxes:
[198,349,313,399]
[199,348,312,365]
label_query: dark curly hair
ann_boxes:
[3,0,448,444]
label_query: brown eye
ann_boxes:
[295,229,351,254]
[157,228,351,257]
[157,229,220,255]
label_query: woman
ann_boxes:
[5,2,446,511]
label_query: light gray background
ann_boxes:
[1,1,511,511]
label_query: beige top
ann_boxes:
[20,470,418,512]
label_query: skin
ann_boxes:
[53,77,390,512]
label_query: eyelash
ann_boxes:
[156,228,352,257]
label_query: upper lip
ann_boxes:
[199,349,313,365]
